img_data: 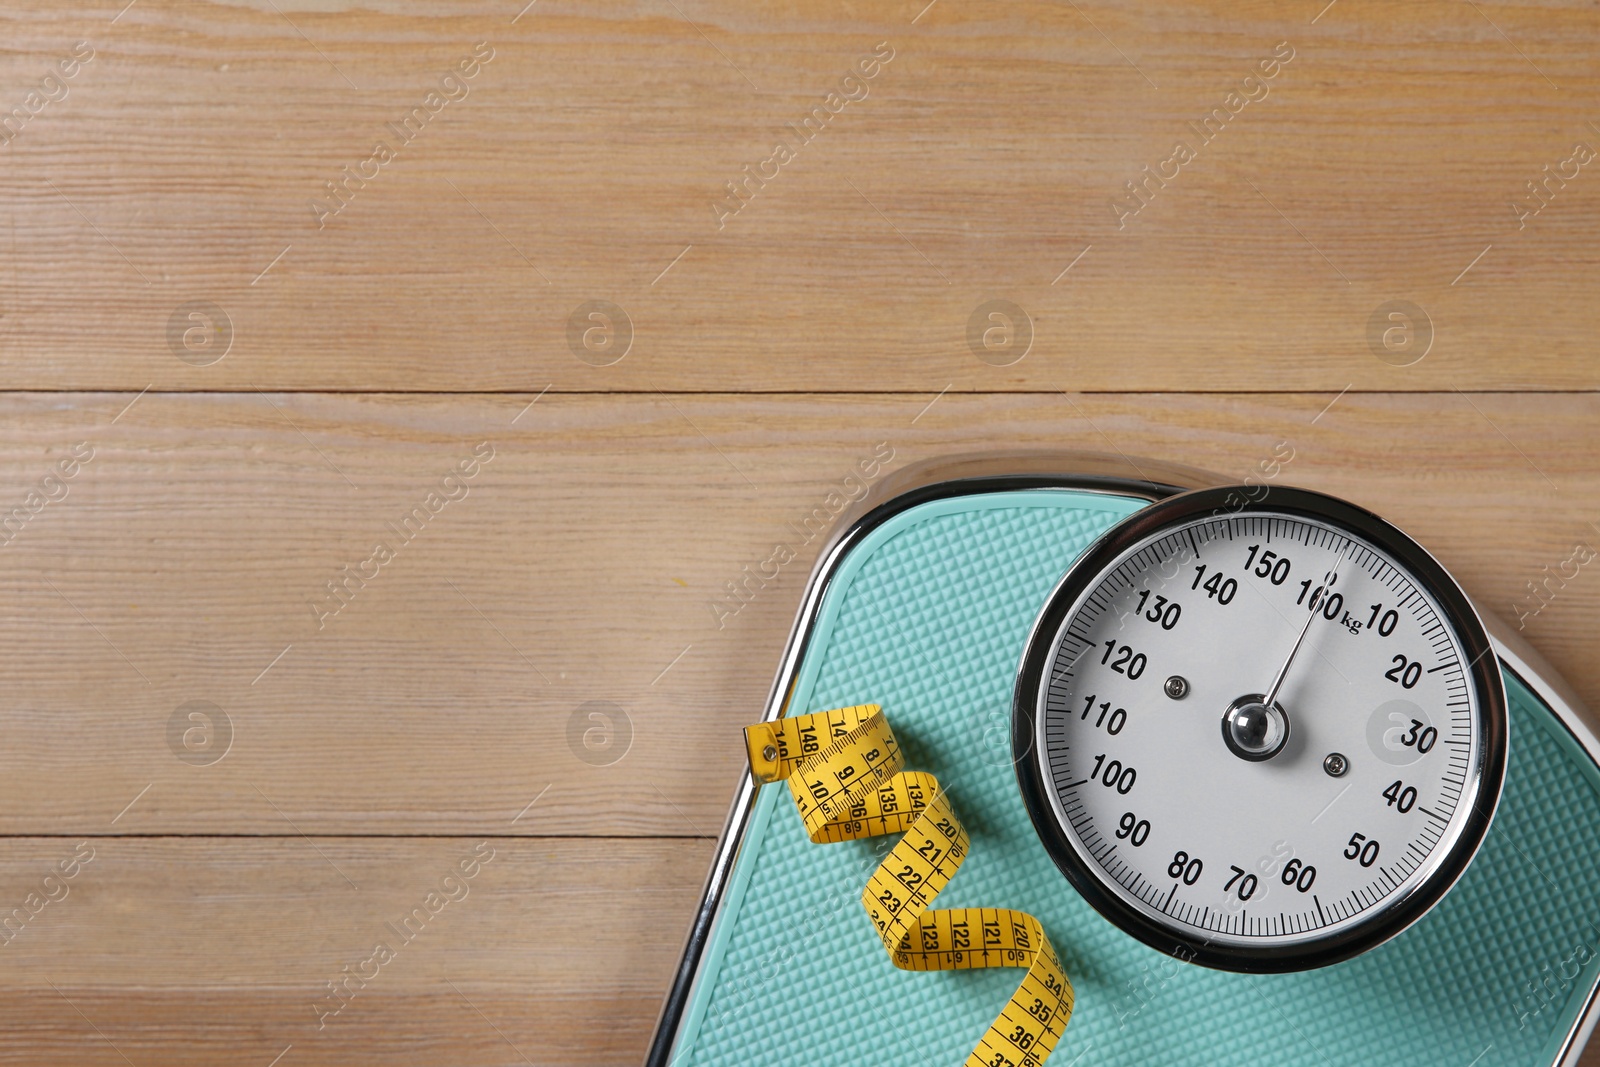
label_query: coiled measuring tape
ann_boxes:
[743,703,1074,1067]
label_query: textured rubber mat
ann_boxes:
[673,489,1600,1067]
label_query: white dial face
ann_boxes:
[1036,510,1485,948]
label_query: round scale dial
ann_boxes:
[1012,486,1507,972]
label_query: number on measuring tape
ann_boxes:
[746,705,1075,1065]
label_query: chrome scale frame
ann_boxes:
[644,451,1600,1067]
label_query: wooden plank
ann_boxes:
[0,390,1591,836]
[0,836,712,1066]
[0,3,1597,389]
[0,835,1592,1066]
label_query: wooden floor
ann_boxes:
[0,2,1596,1064]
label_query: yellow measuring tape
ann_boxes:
[744,703,1074,1067]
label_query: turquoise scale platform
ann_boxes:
[671,489,1600,1067]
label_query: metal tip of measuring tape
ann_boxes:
[743,723,784,783]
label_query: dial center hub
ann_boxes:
[1221,694,1290,762]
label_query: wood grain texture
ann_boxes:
[0,390,1592,839]
[0,836,712,1066]
[0,1,1596,389]
[1,0,1598,1061]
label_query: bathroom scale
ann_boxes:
[646,452,1600,1067]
